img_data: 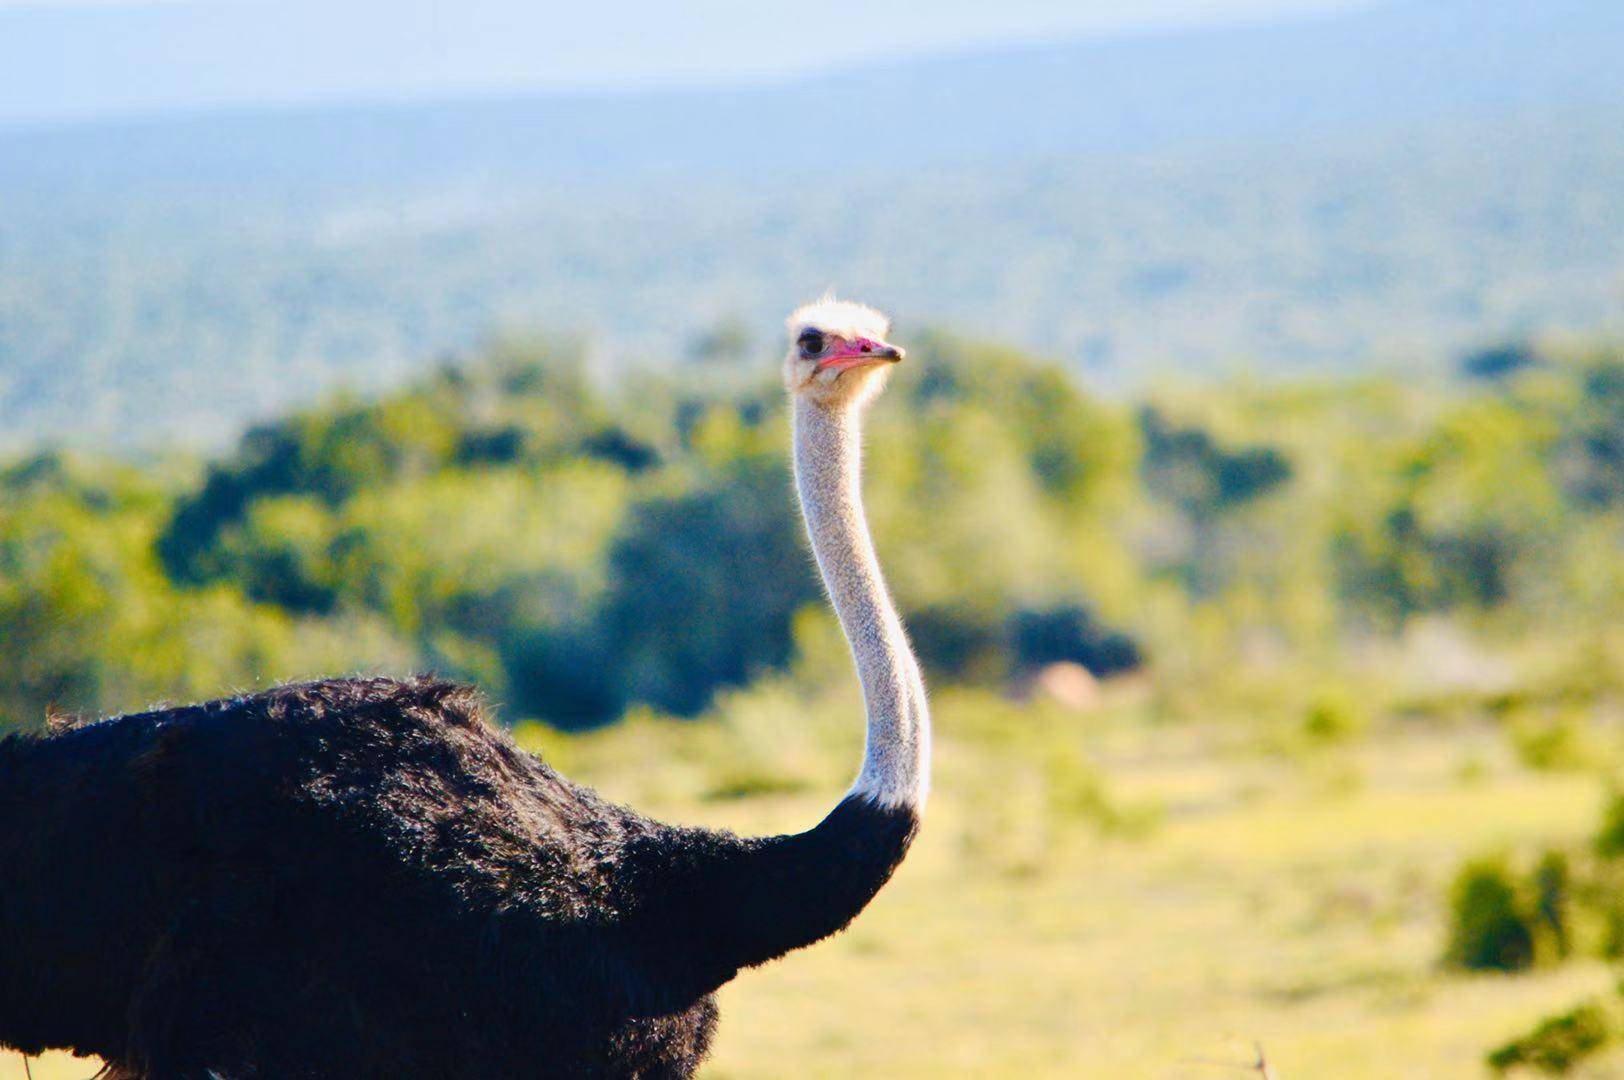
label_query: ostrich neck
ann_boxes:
[792,395,930,810]
[614,393,928,996]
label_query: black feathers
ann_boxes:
[0,677,916,1078]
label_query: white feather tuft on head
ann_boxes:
[786,295,892,343]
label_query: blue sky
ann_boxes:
[0,0,1376,127]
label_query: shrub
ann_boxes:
[1007,604,1142,678]
[1531,851,1572,962]
[1444,858,1536,972]
[1594,792,1624,859]
[1302,688,1368,743]
[1462,342,1540,381]
[1510,713,1592,772]
[1487,1002,1612,1074]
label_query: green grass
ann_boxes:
[2,693,1615,1079]
[698,717,1610,1078]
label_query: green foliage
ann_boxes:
[0,453,414,728]
[157,347,606,585]
[1007,605,1142,678]
[1139,405,1292,519]
[1302,687,1368,744]
[1487,1002,1613,1075]
[599,456,814,717]
[1510,713,1595,773]
[1445,858,1537,972]
[1560,355,1624,509]
[1594,792,1624,859]
[1463,343,1541,382]
[2,338,1623,738]
[1532,851,1573,962]
[1334,398,1561,619]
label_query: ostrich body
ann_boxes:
[0,299,928,1079]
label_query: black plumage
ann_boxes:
[0,676,917,1078]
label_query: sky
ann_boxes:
[0,0,1377,128]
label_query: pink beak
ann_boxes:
[815,336,905,374]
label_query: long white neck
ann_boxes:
[792,394,930,811]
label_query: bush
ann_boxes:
[1594,792,1624,859]
[1007,604,1142,678]
[1444,858,1536,972]
[1510,713,1592,772]
[1462,342,1540,381]
[1302,688,1368,743]
[600,458,815,716]
[1487,1002,1612,1074]
[1531,851,1572,962]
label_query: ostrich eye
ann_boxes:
[798,330,825,356]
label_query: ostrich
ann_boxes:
[0,298,928,1079]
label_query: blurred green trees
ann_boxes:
[1488,1003,1614,1075]
[2,335,1621,733]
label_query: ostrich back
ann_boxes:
[0,677,723,1079]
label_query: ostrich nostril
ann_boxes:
[860,344,872,353]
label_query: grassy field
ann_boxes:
[3,677,1615,1079]
[695,712,1612,1078]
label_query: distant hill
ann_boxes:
[2,0,1622,449]
[5,0,1621,178]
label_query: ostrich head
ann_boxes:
[783,295,904,409]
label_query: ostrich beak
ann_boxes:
[816,337,905,374]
